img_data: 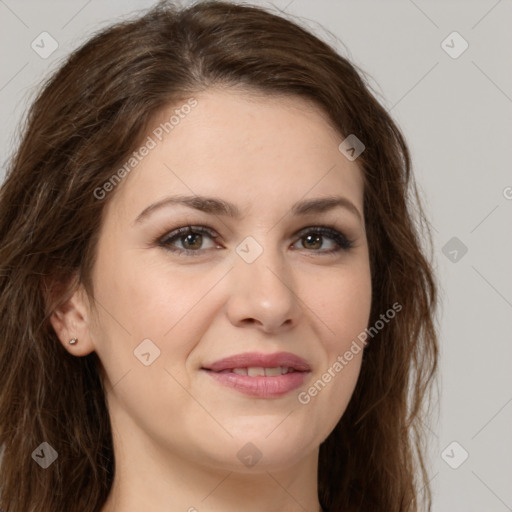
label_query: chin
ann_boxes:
[219,426,316,472]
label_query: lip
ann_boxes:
[202,351,311,372]
[201,351,311,398]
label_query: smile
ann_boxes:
[201,352,311,398]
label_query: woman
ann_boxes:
[0,1,439,511]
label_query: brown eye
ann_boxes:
[158,225,220,254]
[301,233,323,250]
[180,232,203,250]
[157,224,354,257]
[293,226,354,254]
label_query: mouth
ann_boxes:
[201,352,311,398]
[201,351,311,373]
[207,366,302,377]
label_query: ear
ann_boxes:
[48,281,96,357]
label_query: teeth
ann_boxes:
[228,366,292,377]
[247,366,266,377]
[264,366,283,376]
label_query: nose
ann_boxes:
[225,240,302,334]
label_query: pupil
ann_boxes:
[184,233,202,249]
[304,234,321,249]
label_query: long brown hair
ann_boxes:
[0,1,439,510]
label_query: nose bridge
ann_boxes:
[235,233,291,295]
[227,233,300,331]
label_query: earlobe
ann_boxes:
[48,284,95,356]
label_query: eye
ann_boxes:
[292,226,354,254]
[157,225,220,255]
[157,224,354,256]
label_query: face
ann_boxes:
[77,88,371,472]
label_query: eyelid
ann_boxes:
[293,224,354,250]
[157,225,220,254]
[156,223,355,255]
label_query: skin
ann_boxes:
[50,88,372,512]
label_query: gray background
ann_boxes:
[1,0,511,510]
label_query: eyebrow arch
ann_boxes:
[134,194,363,224]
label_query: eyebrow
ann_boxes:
[134,194,363,224]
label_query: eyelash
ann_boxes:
[156,224,354,256]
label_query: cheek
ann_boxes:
[92,248,230,384]
[297,267,370,439]
[306,262,372,350]
[120,263,228,336]
[93,242,206,335]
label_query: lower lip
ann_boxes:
[202,369,308,398]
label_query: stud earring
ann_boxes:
[69,337,78,345]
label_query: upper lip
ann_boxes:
[202,351,311,372]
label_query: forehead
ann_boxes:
[107,88,365,221]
